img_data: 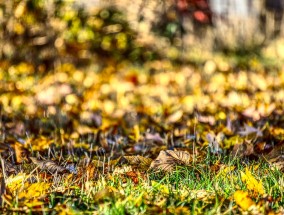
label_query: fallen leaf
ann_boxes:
[0,157,19,176]
[238,124,263,137]
[264,143,284,171]
[240,168,265,195]
[14,142,30,164]
[232,142,254,158]
[149,150,192,172]
[234,190,255,211]
[151,180,169,195]
[6,173,26,193]
[123,155,152,171]
[30,157,69,174]
[125,171,139,184]
[166,110,183,124]
[145,132,164,145]
[216,165,235,178]
[18,182,50,199]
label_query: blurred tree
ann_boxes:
[151,0,212,44]
[260,0,284,38]
[0,0,160,73]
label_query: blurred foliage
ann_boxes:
[0,0,159,72]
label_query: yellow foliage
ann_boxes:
[169,206,190,215]
[134,192,145,207]
[151,181,169,195]
[233,190,255,211]
[19,182,50,199]
[6,173,26,193]
[26,136,53,151]
[133,124,140,142]
[216,165,235,178]
[6,175,50,201]
[25,199,44,208]
[240,168,265,195]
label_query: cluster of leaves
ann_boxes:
[2,58,284,213]
[1,0,284,214]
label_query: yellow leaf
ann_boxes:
[26,136,53,151]
[6,173,26,193]
[234,190,255,211]
[166,110,183,123]
[18,182,50,199]
[241,168,265,195]
[14,22,25,35]
[169,206,190,215]
[151,181,169,195]
[134,192,144,207]
[14,2,26,18]
[25,199,44,208]
[216,165,235,178]
[133,124,140,142]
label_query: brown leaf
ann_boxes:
[30,157,69,174]
[145,133,164,145]
[232,142,254,158]
[263,143,284,171]
[0,144,10,154]
[125,171,139,184]
[254,142,273,154]
[0,174,5,205]
[149,150,192,172]
[0,157,19,176]
[93,187,121,204]
[80,163,98,179]
[13,142,30,164]
[123,155,152,171]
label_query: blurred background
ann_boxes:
[1,0,284,152]
[1,0,284,70]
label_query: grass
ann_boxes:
[3,151,284,214]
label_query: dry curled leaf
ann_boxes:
[149,150,192,172]
[123,155,152,171]
[30,157,69,174]
[0,157,19,176]
[263,143,284,171]
[232,142,254,158]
